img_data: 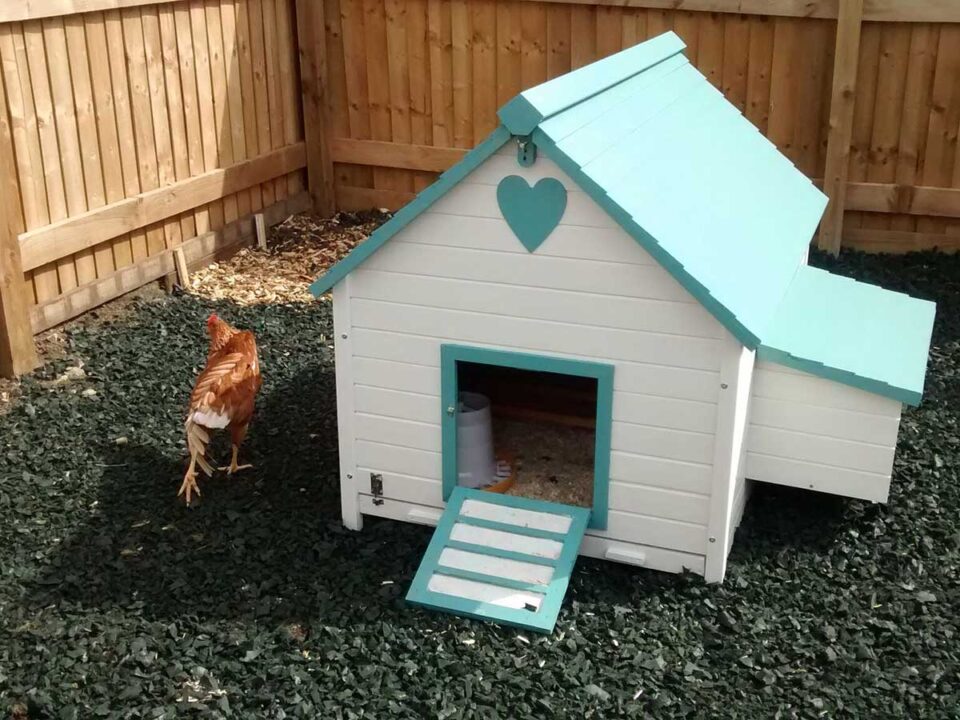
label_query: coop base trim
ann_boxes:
[357,495,706,576]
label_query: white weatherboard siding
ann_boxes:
[745,362,903,502]
[343,154,728,567]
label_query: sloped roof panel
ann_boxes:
[758,266,936,406]
[536,46,827,346]
[497,32,687,135]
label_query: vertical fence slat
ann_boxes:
[545,2,569,79]
[190,2,226,229]
[143,7,185,254]
[861,23,910,231]
[160,5,199,241]
[174,3,211,234]
[818,0,864,253]
[276,0,303,196]
[235,0,264,211]
[792,19,830,178]
[696,11,724,89]
[520,1,546,84]
[205,0,241,233]
[721,14,749,112]
[497,0,519,103]
[568,4,593,70]
[221,0,253,219]
[407,0,432,190]
[744,16,774,135]
[121,8,166,259]
[673,11,697,60]
[427,0,451,150]
[890,23,935,233]
[42,17,87,292]
[64,15,102,285]
[248,0,279,205]
[917,26,960,237]
[295,0,335,212]
[386,0,413,190]
[0,56,38,376]
[845,21,879,234]
[263,0,289,201]
[471,0,496,142]
[324,0,352,191]
[595,6,621,59]
[450,0,471,148]
[22,21,64,300]
[0,26,48,233]
[108,10,146,263]
[84,12,125,275]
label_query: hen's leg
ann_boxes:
[178,451,202,503]
[220,444,254,475]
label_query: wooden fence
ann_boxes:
[0,0,322,375]
[322,0,960,254]
[1,0,960,376]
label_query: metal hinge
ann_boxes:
[370,472,384,506]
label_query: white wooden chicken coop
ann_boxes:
[309,33,936,632]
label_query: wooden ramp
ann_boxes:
[406,488,590,633]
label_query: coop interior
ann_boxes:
[456,361,597,509]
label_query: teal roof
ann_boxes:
[758,266,935,406]
[310,32,935,405]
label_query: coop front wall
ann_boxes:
[745,362,903,502]
[335,151,736,574]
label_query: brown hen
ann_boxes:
[179,313,262,504]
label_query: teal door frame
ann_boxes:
[440,344,613,531]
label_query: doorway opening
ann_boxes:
[440,345,613,530]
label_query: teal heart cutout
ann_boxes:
[496,175,568,252]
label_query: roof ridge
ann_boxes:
[497,31,686,135]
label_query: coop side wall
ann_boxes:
[337,148,732,576]
[745,362,903,502]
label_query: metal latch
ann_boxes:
[516,135,537,167]
[370,472,384,506]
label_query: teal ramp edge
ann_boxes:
[406,487,590,633]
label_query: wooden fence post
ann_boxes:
[295,0,335,216]
[817,0,864,256]
[0,151,39,378]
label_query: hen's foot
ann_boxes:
[218,462,254,475]
[219,446,252,475]
[178,470,201,505]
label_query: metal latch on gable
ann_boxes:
[516,135,537,167]
[370,472,384,505]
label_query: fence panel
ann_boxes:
[0,0,307,333]
[323,0,960,253]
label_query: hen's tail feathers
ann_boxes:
[186,419,215,476]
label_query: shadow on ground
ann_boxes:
[30,362,351,620]
[24,299,433,631]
